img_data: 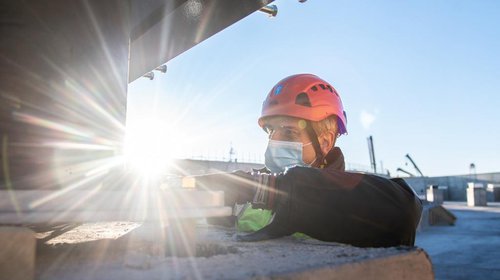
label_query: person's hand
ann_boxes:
[236,169,295,241]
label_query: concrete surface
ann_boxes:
[418,203,456,231]
[30,223,432,280]
[0,227,35,280]
[9,201,500,279]
[416,201,500,280]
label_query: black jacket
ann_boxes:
[254,147,423,247]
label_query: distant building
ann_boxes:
[403,172,500,201]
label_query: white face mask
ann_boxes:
[264,139,313,173]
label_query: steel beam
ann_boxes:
[129,0,274,81]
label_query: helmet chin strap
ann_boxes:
[304,120,325,168]
[306,156,319,167]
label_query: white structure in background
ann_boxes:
[467,183,487,207]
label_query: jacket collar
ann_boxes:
[322,147,345,171]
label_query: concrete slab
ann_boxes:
[418,203,456,231]
[0,190,230,224]
[32,223,433,279]
[0,227,36,280]
[416,202,500,280]
[262,249,432,280]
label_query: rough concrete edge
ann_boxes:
[259,248,434,280]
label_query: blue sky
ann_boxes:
[127,0,500,177]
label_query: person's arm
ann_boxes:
[243,166,422,247]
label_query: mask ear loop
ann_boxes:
[304,120,325,168]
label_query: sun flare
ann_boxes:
[124,118,174,178]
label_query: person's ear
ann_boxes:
[319,131,335,155]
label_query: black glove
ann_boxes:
[236,172,294,242]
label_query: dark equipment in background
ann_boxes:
[367,136,377,173]
[397,168,416,177]
[406,154,424,177]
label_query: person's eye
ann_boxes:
[283,129,300,141]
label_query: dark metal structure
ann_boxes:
[397,167,416,177]
[367,136,377,174]
[0,0,272,190]
[406,154,424,177]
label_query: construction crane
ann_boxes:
[367,136,377,173]
[405,154,424,177]
[397,167,416,177]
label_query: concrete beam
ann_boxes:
[0,0,129,190]
[33,225,434,279]
[0,190,231,224]
[1,0,272,191]
[0,208,231,224]
[129,0,274,81]
[0,190,225,212]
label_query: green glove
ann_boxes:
[236,205,311,239]
[237,206,273,232]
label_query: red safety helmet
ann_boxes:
[258,74,347,135]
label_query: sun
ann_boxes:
[124,117,174,179]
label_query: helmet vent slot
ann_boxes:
[311,86,318,91]
[319,84,326,90]
[295,92,312,107]
[268,100,279,106]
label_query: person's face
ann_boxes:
[262,117,318,165]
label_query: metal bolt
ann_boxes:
[143,72,154,80]
[259,5,278,17]
[155,65,167,73]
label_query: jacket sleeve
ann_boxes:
[272,166,422,247]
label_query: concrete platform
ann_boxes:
[31,223,433,280]
[416,202,500,280]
